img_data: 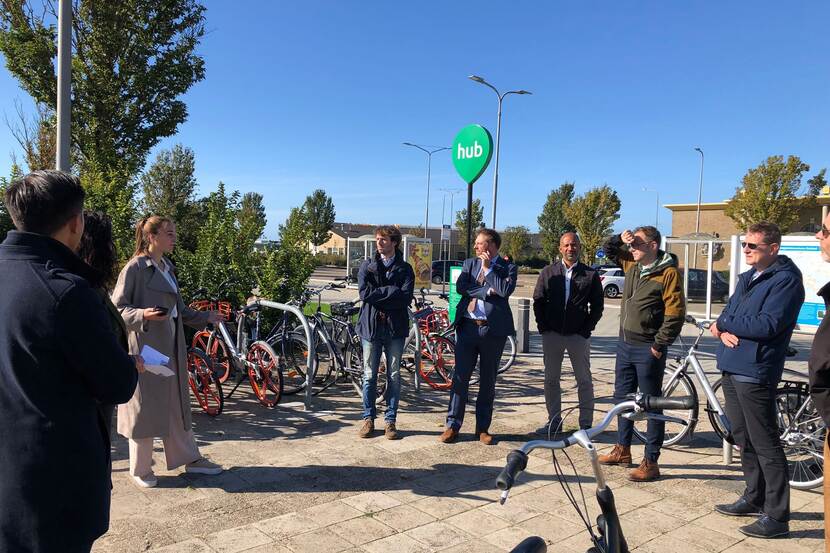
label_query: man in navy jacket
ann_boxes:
[711,222,804,539]
[356,226,414,439]
[440,228,517,444]
[0,171,139,553]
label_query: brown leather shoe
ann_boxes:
[476,429,495,445]
[385,422,399,440]
[439,427,459,443]
[629,458,660,482]
[358,418,374,438]
[597,444,632,465]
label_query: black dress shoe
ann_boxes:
[714,497,762,517]
[739,514,789,539]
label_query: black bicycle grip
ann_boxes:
[509,536,547,553]
[496,450,528,491]
[643,395,696,411]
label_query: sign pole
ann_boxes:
[465,182,474,257]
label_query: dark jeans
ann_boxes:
[446,320,507,432]
[613,341,666,461]
[722,374,790,522]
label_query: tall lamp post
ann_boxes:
[693,147,705,268]
[468,75,531,229]
[56,0,72,171]
[438,188,463,259]
[403,143,451,238]
[642,187,660,228]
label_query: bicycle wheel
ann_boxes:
[187,348,223,416]
[776,387,825,490]
[632,368,698,446]
[706,378,733,443]
[419,334,455,390]
[192,330,231,383]
[246,340,283,408]
[347,339,387,404]
[498,335,517,375]
[401,339,418,373]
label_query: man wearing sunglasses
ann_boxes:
[711,221,804,539]
[599,226,685,482]
[808,214,830,545]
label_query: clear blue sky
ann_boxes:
[0,1,828,239]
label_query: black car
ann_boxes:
[431,260,463,284]
[683,268,730,302]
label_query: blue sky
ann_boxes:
[0,1,828,239]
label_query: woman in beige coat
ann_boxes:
[113,215,224,487]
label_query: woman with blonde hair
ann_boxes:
[112,215,223,487]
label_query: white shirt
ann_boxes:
[152,257,179,319]
[464,264,493,321]
[563,261,576,306]
[752,270,763,281]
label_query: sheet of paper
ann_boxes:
[144,364,175,377]
[140,345,170,367]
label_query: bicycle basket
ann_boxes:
[331,302,360,318]
[189,300,234,322]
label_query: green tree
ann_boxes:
[725,155,812,231]
[140,144,197,217]
[808,168,828,196]
[238,192,266,246]
[501,225,530,261]
[0,163,24,237]
[455,198,484,250]
[6,101,56,171]
[302,189,335,252]
[537,182,575,261]
[564,185,621,264]
[80,158,138,259]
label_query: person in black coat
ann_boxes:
[532,232,604,433]
[355,226,414,439]
[0,171,139,553]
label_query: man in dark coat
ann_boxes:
[808,211,830,544]
[711,222,805,539]
[356,225,414,439]
[0,171,139,553]
[440,228,517,445]
[532,232,604,433]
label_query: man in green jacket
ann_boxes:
[598,226,685,481]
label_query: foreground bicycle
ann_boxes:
[497,393,696,553]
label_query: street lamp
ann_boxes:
[642,187,660,228]
[403,143,451,238]
[693,147,705,268]
[438,187,463,258]
[468,75,532,229]
[56,0,72,171]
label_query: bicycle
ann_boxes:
[189,281,284,409]
[186,347,223,416]
[401,289,457,390]
[496,393,696,553]
[634,314,825,489]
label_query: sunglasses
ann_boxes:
[821,224,830,239]
[741,241,769,250]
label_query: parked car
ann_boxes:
[599,268,626,298]
[592,263,620,272]
[683,268,730,302]
[431,260,463,284]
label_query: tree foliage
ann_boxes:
[80,158,138,259]
[0,0,207,178]
[808,168,828,197]
[501,225,530,261]
[537,182,575,262]
[455,197,484,250]
[0,163,24,237]
[564,185,621,264]
[724,155,813,231]
[5,100,55,171]
[141,144,197,217]
[302,189,335,250]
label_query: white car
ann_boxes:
[599,268,625,298]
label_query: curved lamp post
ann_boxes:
[468,75,531,229]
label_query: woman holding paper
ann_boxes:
[112,215,223,488]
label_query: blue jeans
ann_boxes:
[613,341,666,461]
[361,334,404,422]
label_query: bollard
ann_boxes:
[514,298,531,353]
[723,438,733,464]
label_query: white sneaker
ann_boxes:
[132,473,158,488]
[185,457,223,475]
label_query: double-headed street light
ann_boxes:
[642,187,660,228]
[468,75,531,229]
[403,143,451,238]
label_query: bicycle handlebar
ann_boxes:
[641,395,696,411]
[496,450,529,491]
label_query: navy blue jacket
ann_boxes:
[0,231,138,552]
[453,255,518,337]
[356,250,415,340]
[716,255,805,383]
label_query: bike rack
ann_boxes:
[256,299,317,411]
[407,307,422,392]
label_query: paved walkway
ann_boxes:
[95,309,824,553]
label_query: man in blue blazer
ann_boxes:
[440,228,517,444]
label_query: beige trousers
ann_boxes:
[128,373,200,477]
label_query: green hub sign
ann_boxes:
[452,124,493,184]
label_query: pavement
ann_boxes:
[95,277,824,553]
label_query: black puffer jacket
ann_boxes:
[809,283,830,426]
[356,250,415,340]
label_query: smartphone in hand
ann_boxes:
[153,306,169,316]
